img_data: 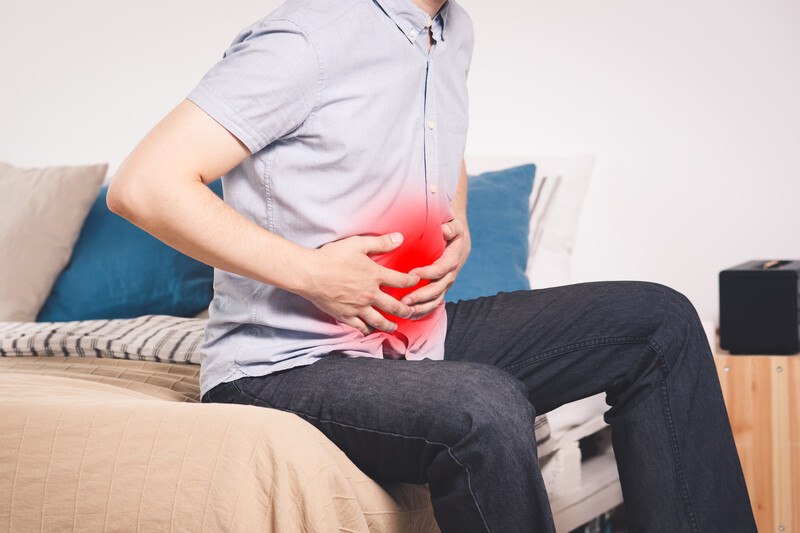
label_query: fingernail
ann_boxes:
[402,296,412,305]
[389,232,403,244]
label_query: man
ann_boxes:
[107,0,757,531]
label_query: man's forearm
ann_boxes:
[451,159,471,254]
[108,176,315,295]
[107,100,319,296]
[452,159,469,221]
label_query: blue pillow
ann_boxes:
[445,164,536,303]
[37,181,223,321]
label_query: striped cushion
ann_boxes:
[0,314,554,455]
[0,315,205,363]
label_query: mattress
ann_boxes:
[0,356,440,532]
[0,314,555,454]
[0,316,558,532]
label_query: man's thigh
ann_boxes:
[444,280,701,414]
[204,353,535,484]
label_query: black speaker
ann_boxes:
[719,260,800,354]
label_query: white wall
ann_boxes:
[1,0,798,324]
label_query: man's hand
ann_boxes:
[401,217,471,320]
[296,232,421,336]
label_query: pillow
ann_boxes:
[0,314,206,364]
[36,180,223,321]
[0,161,107,321]
[445,164,536,303]
[525,155,595,289]
[464,155,596,289]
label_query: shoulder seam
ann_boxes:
[256,17,325,124]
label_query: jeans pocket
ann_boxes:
[204,380,246,404]
[234,358,340,407]
[232,371,292,407]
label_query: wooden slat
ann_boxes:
[714,337,800,533]
[790,358,800,531]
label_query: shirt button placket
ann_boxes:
[423,54,440,227]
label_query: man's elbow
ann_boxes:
[106,172,148,221]
[106,178,130,216]
[105,180,123,215]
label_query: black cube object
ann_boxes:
[719,260,800,354]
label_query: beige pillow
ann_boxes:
[0,161,107,321]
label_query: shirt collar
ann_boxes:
[373,0,449,43]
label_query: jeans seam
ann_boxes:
[503,335,658,373]
[230,378,245,395]
[660,377,699,532]
[444,446,492,533]
[504,334,698,531]
[230,378,455,446]
[230,379,492,533]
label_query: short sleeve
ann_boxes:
[186,18,320,154]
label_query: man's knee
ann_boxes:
[609,280,701,332]
[643,281,695,311]
[435,364,537,447]
[616,281,714,377]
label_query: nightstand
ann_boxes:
[713,333,799,532]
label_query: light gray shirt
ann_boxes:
[186,0,474,396]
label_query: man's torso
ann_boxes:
[188,0,474,395]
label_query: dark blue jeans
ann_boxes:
[202,281,756,532]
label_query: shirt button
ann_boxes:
[428,184,438,194]
[408,29,418,38]
[426,120,436,130]
[425,17,433,28]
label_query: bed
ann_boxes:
[1,154,622,531]
[0,358,439,531]
[0,313,620,532]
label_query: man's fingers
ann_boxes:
[442,219,464,240]
[343,316,372,336]
[361,232,404,254]
[409,255,457,280]
[410,296,445,320]
[372,292,414,319]
[378,266,420,289]
[401,276,448,305]
[360,307,398,333]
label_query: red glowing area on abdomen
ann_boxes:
[363,197,446,347]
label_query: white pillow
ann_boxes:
[463,154,596,289]
[0,161,107,321]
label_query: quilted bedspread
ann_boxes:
[0,316,554,532]
[0,356,440,532]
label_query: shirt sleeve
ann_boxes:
[186,18,320,154]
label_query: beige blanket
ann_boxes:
[0,357,440,532]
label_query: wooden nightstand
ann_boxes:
[713,333,800,532]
